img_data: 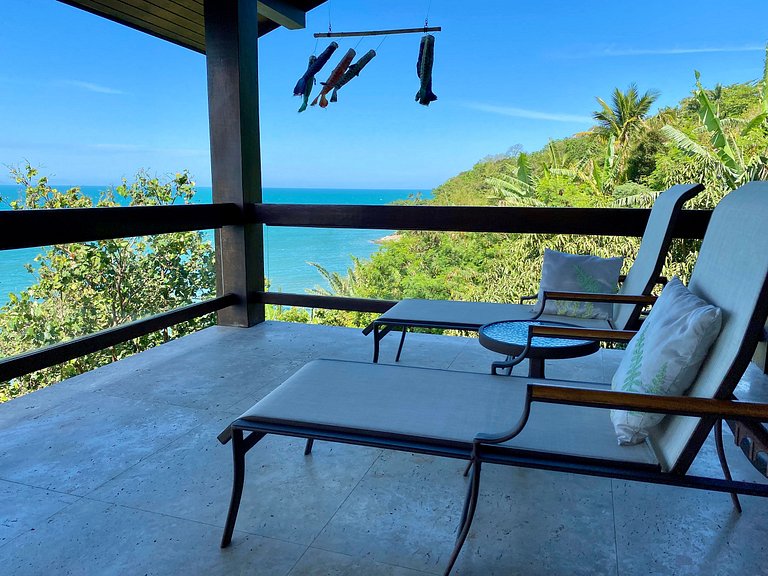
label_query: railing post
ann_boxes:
[204,0,264,327]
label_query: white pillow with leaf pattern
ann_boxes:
[535,249,623,319]
[610,277,722,445]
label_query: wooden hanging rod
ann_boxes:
[314,26,441,38]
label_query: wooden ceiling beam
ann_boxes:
[57,1,325,53]
[257,0,306,30]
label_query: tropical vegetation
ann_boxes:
[2,48,767,400]
[0,167,216,401]
[296,48,768,328]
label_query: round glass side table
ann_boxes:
[478,320,600,378]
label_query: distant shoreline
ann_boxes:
[0,186,425,306]
[374,234,402,244]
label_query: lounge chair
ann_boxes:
[363,183,704,362]
[218,182,768,574]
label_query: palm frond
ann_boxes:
[694,71,741,174]
[660,125,716,162]
[613,188,660,208]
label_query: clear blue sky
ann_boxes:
[1,0,765,189]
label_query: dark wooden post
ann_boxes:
[204,0,264,327]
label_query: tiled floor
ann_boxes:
[1,322,767,575]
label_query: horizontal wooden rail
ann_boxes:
[1,203,712,252]
[257,292,395,313]
[0,202,711,381]
[250,204,712,239]
[0,294,238,382]
[0,203,242,251]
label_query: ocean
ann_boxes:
[0,185,428,306]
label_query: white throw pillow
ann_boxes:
[610,277,722,445]
[535,249,623,319]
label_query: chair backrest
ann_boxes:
[612,183,704,330]
[647,181,768,473]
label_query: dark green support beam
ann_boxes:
[205,0,264,327]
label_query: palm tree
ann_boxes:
[551,136,618,198]
[593,84,660,148]
[307,258,360,297]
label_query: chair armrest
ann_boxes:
[529,384,768,421]
[541,291,658,305]
[518,294,537,304]
[475,384,768,446]
[218,426,232,444]
[528,324,636,344]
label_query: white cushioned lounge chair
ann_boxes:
[363,183,703,363]
[219,182,768,575]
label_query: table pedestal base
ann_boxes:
[491,356,545,378]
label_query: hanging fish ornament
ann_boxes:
[329,49,377,103]
[415,34,437,106]
[311,48,356,108]
[296,55,316,113]
[293,42,338,113]
[293,42,338,96]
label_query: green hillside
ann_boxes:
[289,50,768,328]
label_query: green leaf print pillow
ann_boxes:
[535,249,623,319]
[610,277,722,445]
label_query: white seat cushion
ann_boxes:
[535,249,623,320]
[610,277,722,445]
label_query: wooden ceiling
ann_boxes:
[57,0,327,53]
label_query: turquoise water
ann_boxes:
[0,185,427,305]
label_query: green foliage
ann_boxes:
[431,156,518,206]
[624,128,666,183]
[593,83,660,148]
[307,258,362,297]
[487,153,546,207]
[657,50,768,199]
[0,165,216,402]
[7,49,768,398]
[296,50,768,333]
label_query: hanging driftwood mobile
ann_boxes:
[293,21,442,111]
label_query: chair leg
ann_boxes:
[373,324,381,363]
[221,429,247,548]
[457,461,474,528]
[715,419,742,513]
[304,438,314,455]
[445,460,482,575]
[395,328,408,362]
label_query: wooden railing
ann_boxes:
[0,203,712,381]
[0,203,241,250]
